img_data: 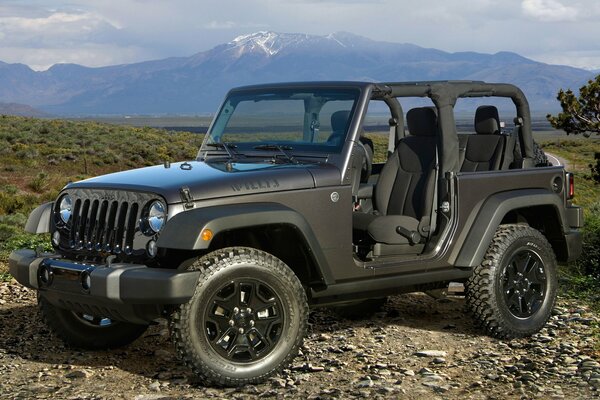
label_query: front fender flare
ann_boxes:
[156,202,333,283]
[25,202,53,234]
[454,189,567,267]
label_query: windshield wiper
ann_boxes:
[204,142,238,160]
[253,144,298,164]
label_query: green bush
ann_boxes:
[578,201,600,279]
[28,172,48,193]
[591,152,600,184]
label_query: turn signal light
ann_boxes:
[201,229,213,241]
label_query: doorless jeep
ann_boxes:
[10,81,583,386]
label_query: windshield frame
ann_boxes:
[199,85,365,159]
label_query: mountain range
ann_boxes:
[0,31,595,115]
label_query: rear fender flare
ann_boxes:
[454,189,566,267]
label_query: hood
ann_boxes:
[66,160,337,204]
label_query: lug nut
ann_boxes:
[238,328,244,334]
[246,308,252,313]
[228,320,235,326]
[249,320,255,327]
[233,307,239,314]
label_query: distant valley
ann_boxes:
[0,31,595,115]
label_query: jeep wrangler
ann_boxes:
[9,81,583,386]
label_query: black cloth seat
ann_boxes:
[353,107,437,249]
[326,110,351,146]
[461,105,505,172]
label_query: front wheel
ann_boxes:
[465,224,557,339]
[170,247,308,387]
[38,295,148,349]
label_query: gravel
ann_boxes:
[0,279,599,399]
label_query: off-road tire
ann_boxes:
[465,224,557,339]
[331,297,387,320]
[170,247,308,387]
[38,295,148,349]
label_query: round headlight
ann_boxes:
[147,201,166,233]
[59,195,72,224]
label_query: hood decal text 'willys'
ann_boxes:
[231,179,280,192]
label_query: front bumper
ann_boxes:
[9,249,200,324]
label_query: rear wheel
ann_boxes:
[465,224,557,338]
[170,247,308,387]
[38,295,148,349]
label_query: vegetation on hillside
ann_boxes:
[0,115,203,279]
[540,139,600,306]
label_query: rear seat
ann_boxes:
[459,105,506,172]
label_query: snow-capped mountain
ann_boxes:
[0,31,593,115]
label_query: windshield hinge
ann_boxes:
[180,186,195,209]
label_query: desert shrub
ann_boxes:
[577,202,600,280]
[590,152,600,184]
[0,224,19,242]
[0,192,26,214]
[28,172,48,193]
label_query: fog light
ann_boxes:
[39,265,53,285]
[147,240,157,257]
[52,231,61,246]
[81,271,91,291]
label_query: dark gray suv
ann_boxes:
[9,81,583,386]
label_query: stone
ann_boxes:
[269,377,286,388]
[65,370,91,379]
[414,350,448,358]
[356,378,374,388]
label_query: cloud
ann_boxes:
[2,0,600,71]
[2,45,148,71]
[521,0,578,22]
[0,10,121,47]
[204,21,237,30]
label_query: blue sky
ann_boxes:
[1,0,599,71]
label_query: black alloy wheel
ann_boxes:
[203,278,285,362]
[500,249,547,318]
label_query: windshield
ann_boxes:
[202,88,360,156]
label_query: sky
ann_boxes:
[1,0,599,71]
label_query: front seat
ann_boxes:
[353,107,437,255]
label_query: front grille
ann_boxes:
[70,198,140,254]
[53,189,160,259]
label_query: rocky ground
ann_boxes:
[0,279,599,400]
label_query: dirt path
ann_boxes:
[545,152,570,170]
[1,280,599,399]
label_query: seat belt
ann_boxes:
[421,147,439,239]
[387,118,397,157]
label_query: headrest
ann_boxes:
[474,105,500,135]
[331,110,351,133]
[406,107,437,137]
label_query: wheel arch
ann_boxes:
[454,189,568,267]
[156,202,334,286]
